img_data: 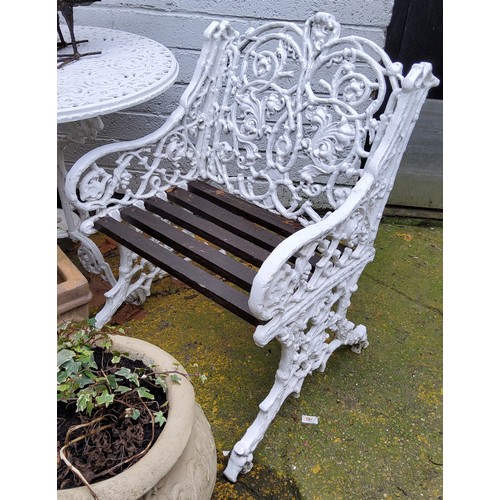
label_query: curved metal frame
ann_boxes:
[64,12,438,482]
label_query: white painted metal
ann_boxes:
[67,1,395,174]
[57,26,178,287]
[64,13,438,482]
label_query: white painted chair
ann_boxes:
[65,12,438,481]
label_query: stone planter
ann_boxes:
[57,246,92,324]
[58,335,217,500]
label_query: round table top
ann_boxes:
[57,26,178,124]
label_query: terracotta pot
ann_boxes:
[57,246,92,324]
[58,335,217,500]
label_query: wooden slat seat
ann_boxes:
[94,180,304,326]
[121,205,257,292]
[144,196,271,266]
[187,180,303,237]
[166,188,285,251]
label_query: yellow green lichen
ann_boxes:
[63,218,442,498]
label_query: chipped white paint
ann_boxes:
[65,13,438,482]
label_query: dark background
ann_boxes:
[385,0,443,100]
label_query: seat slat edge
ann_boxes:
[187,180,302,236]
[167,188,284,251]
[121,205,256,292]
[94,216,262,326]
[144,197,270,266]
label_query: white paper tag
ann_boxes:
[301,415,319,424]
[222,450,230,457]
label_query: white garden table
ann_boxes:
[57,25,178,281]
[58,25,178,236]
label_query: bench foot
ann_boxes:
[223,444,254,483]
[333,311,369,354]
[347,324,369,353]
[351,338,370,354]
[94,243,163,328]
[223,340,311,482]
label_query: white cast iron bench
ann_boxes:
[65,12,438,482]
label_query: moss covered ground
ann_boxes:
[64,217,442,499]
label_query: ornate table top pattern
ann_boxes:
[57,26,179,123]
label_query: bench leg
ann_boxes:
[223,341,305,482]
[71,231,116,287]
[94,244,162,328]
[224,271,370,482]
[224,317,369,482]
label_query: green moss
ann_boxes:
[63,220,442,498]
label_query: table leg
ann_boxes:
[57,116,117,285]
[57,141,81,238]
[57,116,104,237]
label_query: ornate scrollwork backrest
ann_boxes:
[70,13,405,224]
[201,12,405,224]
[69,21,240,216]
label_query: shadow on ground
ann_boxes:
[60,217,443,499]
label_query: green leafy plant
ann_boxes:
[57,319,206,495]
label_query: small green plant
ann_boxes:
[57,319,206,495]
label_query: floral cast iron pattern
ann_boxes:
[69,14,401,223]
[65,13,439,482]
[58,26,177,123]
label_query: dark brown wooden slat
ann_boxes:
[184,184,342,267]
[187,180,303,237]
[121,205,256,292]
[144,197,270,267]
[168,188,325,267]
[167,188,284,252]
[94,216,262,326]
[184,183,344,263]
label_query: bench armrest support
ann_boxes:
[249,172,374,330]
[250,61,439,343]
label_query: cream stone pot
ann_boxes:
[58,335,217,500]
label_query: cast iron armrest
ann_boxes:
[249,172,374,338]
[248,63,439,346]
[64,107,186,226]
